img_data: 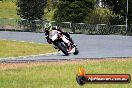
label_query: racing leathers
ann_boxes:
[45,26,75,45]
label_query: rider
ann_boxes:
[44,22,76,49]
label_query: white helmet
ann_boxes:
[44,22,52,31]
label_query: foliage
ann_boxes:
[1,0,132,26]
[128,0,132,25]
[85,7,125,25]
[16,0,47,32]
[46,0,57,12]
[44,0,57,21]
[54,0,95,23]
[44,9,56,21]
[102,0,126,25]
[101,0,132,25]
[102,0,126,14]
[16,0,47,20]
[110,13,124,25]
[86,7,113,24]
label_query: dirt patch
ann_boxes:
[0,58,132,70]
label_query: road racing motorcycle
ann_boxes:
[48,30,79,56]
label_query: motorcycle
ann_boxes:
[49,30,79,56]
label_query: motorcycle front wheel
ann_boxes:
[56,42,69,56]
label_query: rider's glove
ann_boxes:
[47,39,52,44]
[45,35,48,37]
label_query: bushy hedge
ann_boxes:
[16,0,47,20]
[54,0,95,23]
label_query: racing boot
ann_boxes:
[67,43,75,53]
[73,43,77,47]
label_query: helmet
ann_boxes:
[44,22,52,31]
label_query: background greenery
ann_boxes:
[16,0,47,20]
[0,0,131,25]
[54,0,95,23]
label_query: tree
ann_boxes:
[46,0,58,12]
[16,0,47,32]
[17,0,47,20]
[54,0,95,23]
[128,0,132,25]
[86,7,113,24]
[102,0,126,25]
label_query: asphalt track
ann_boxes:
[0,31,132,62]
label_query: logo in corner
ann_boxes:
[76,66,131,85]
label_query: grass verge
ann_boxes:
[0,2,19,18]
[0,40,57,58]
[0,1,54,20]
[0,58,131,88]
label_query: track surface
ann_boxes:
[0,31,132,62]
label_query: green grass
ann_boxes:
[0,40,57,58]
[0,1,19,26]
[0,1,19,18]
[0,1,54,20]
[0,59,131,88]
[0,0,55,29]
[0,1,55,27]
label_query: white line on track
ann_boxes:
[0,52,61,60]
